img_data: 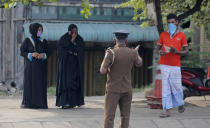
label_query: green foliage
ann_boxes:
[80,0,93,19]
[117,0,209,27]
[0,92,6,95]
[0,0,58,9]
[47,87,56,96]
[161,0,210,26]
[116,0,149,27]
[179,27,210,68]
[180,26,210,69]
[205,23,210,40]
[181,32,210,69]
[181,43,210,69]
[1,0,209,25]
[0,0,93,19]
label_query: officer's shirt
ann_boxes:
[101,44,142,93]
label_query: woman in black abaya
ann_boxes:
[56,24,85,109]
[20,23,48,109]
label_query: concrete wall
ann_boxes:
[0,4,25,89]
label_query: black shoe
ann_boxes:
[61,105,73,109]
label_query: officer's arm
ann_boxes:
[134,51,143,67]
[134,45,142,67]
[100,50,113,75]
[100,65,107,75]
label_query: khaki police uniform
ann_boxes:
[101,43,142,128]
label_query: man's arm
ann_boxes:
[170,33,189,55]
[156,44,165,56]
[170,46,189,55]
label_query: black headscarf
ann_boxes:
[29,23,43,40]
[68,24,78,31]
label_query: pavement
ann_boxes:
[0,92,210,128]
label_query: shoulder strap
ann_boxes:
[28,37,35,47]
[39,37,44,42]
[107,47,115,68]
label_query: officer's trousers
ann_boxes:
[104,91,132,128]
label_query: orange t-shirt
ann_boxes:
[158,30,188,67]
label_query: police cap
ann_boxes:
[113,30,129,40]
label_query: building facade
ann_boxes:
[0,0,159,96]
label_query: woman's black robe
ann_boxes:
[20,37,48,109]
[56,33,85,108]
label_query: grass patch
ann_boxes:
[48,83,154,96]
[0,92,6,95]
[132,83,154,93]
[47,87,56,96]
[132,88,144,93]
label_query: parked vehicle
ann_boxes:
[182,67,210,99]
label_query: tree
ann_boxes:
[118,0,210,34]
[0,0,57,8]
[0,0,93,19]
[1,0,209,33]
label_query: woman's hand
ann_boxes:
[32,52,39,58]
[37,54,43,59]
[71,32,78,43]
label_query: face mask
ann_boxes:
[37,30,42,37]
[168,23,177,36]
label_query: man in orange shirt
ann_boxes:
[156,13,189,118]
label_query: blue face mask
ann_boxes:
[168,23,177,36]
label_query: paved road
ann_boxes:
[0,93,210,128]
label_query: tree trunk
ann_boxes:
[154,0,164,34]
[145,0,164,34]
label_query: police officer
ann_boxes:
[100,30,142,128]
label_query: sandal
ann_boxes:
[159,113,171,118]
[178,106,185,113]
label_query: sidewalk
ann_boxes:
[0,92,210,128]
